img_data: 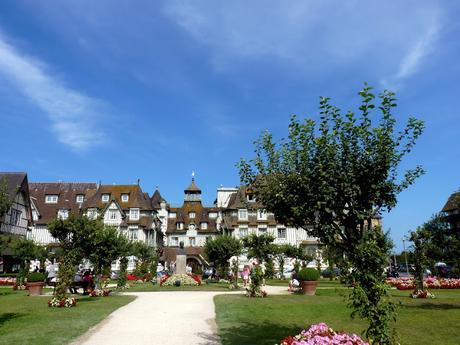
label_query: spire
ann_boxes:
[184,173,201,202]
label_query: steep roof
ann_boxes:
[185,178,201,193]
[167,203,220,234]
[151,189,166,209]
[29,182,97,225]
[85,184,152,210]
[442,192,460,212]
[0,172,28,200]
[226,186,265,209]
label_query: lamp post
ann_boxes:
[402,237,409,276]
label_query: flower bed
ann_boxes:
[386,277,460,290]
[0,277,16,286]
[89,288,111,297]
[48,297,77,308]
[161,274,199,286]
[279,323,369,345]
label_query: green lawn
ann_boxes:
[215,288,460,345]
[0,288,135,345]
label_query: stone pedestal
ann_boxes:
[176,255,186,274]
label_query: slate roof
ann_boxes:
[151,189,167,209]
[0,172,29,201]
[166,203,220,234]
[185,178,201,193]
[85,184,152,210]
[29,182,97,225]
[442,192,460,212]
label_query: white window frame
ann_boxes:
[76,195,84,203]
[57,209,69,220]
[239,226,248,238]
[130,208,140,220]
[189,237,196,246]
[188,212,196,219]
[169,212,177,218]
[177,222,184,230]
[87,208,97,219]
[201,222,208,230]
[277,228,287,239]
[238,209,248,220]
[170,237,179,246]
[247,194,256,202]
[45,195,58,204]
[258,227,267,235]
[121,194,129,202]
[10,209,21,225]
[257,209,267,220]
[128,227,138,240]
[102,194,110,202]
[208,212,217,218]
[109,210,117,220]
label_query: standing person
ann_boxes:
[242,266,250,288]
[46,262,56,285]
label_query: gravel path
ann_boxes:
[72,286,289,345]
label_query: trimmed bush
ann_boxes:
[27,272,47,282]
[297,268,320,281]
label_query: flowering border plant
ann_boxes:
[89,288,111,297]
[410,289,435,299]
[48,297,77,308]
[278,323,369,345]
[161,274,199,286]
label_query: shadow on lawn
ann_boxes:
[219,321,301,345]
[403,303,460,310]
[0,313,25,326]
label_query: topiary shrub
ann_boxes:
[297,268,320,281]
[27,272,47,283]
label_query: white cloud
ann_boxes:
[164,1,444,80]
[0,34,106,151]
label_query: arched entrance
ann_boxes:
[186,257,202,273]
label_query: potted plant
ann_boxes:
[26,272,47,296]
[297,268,320,295]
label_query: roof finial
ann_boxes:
[191,170,195,180]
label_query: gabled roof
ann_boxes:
[0,172,28,201]
[84,184,152,210]
[151,189,167,209]
[442,191,460,212]
[29,182,97,225]
[226,186,265,209]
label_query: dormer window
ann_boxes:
[102,194,110,202]
[189,212,196,219]
[257,209,267,220]
[45,195,58,204]
[247,194,256,202]
[130,208,140,220]
[76,195,84,203]
[177,222,184,230]
[208,212,217,218]
[57,209,69,220]
[121,194,129,202]
[169,212,176,218]
[201,222,208,230]
[87,208,97,219]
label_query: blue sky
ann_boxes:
[1,1,459,251]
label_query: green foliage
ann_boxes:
[27,272,47,282]
[247,265,265,297]
[241,233,275,262]
[12,238,39,284]
[117,257,128,288]
[0,178,11,218]
[204,235,242,276]
[238,85,423,343]
[346,229,397,344]
[297,267,320,281]
[265,258,275,279]
[409,227,429,291]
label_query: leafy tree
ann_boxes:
[204,235,242,277]
[409,227,430,292]
[0,178,11,218]
[12,238,38,285]
[241,233,275,263]
[238,85,424,344]
[273,243,311,279]
[132,241,157,279]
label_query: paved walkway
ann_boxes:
[72,286,288,345]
